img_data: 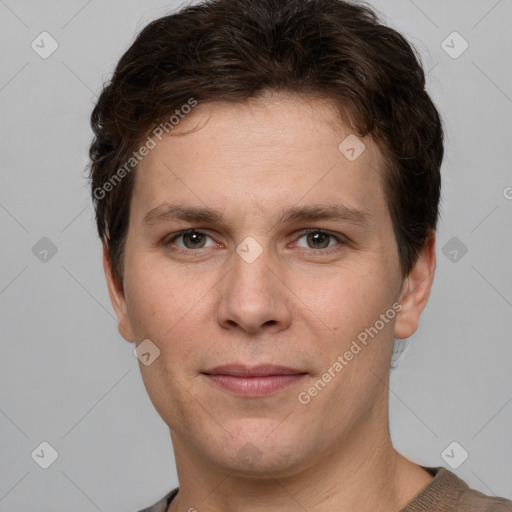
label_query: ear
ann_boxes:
[103,241,134,343]
[394,230,436,339]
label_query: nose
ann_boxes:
[216,247,292,335]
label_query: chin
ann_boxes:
[204,426,311,478]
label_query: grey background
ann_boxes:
[1,0,511,510]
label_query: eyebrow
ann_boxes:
[142,202,371,229]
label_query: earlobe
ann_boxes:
[394,231,436,340]
[102,242,134,343]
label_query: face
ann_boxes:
[104,91,435,477]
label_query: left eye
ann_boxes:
[295,229,341,250]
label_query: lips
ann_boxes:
[203,364,305,377]
[202,364,308,396]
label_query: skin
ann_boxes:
[104,90,437,512]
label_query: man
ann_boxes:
[88,0,512,510]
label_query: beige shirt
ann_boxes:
[138,466,512,511]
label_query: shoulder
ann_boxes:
[136,487,179,512]
[443,468,512,511]
[403,467,512,512]
[458,484,512,511]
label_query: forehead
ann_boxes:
[131,92,388,227]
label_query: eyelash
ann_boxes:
[163,228,346,256]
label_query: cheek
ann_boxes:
[291,264,393,336]
[291,267,399,387]
[125,267,207,430]
[124,257,197,340]
[124,260,216,382]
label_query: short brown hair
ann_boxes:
[88,0,444,288]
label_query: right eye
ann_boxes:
[164,229,218,250]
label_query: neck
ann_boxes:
[167,410,432,512]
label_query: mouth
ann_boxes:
[201,364,308,397]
